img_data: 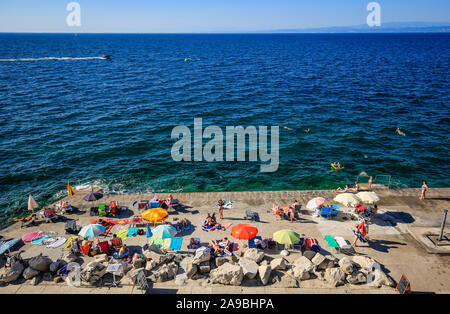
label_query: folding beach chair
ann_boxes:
[98,204,107,216]
[334,236,353,253]
[98,240,111,255]
[321,207,339,219]
[244,210,260,222]
[110,237,123,251]
[110,201,119,216]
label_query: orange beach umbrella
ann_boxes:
[141,208,169,223]
[231,224,258,240]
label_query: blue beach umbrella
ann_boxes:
[146,224,153,239]
[151,225,177,239]
[78,224,106,238]
[0,238,22,255]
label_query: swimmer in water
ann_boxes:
[283,126,295,131]
[396,128,406,136]
[305,129,310,133]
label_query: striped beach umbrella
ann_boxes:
[306,197,326,210]
[78,224,106,238]
[151,224,177,239]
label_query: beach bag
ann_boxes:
[137,229,144,236]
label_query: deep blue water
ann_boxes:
[0,33,449,223]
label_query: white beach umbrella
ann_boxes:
[356,191,380,204]
[333,193,361,206]
[306,197,326,210]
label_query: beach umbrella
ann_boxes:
[356,191,380,204]
[68,182,76,197]
[78,224,106,238]
[83,192,103,201]
[146,224,153,239]
[28,195,39,211]
[151,224,177,239]
[0,238,22,255]
[333,193,361,206]
[273,229,301,245]
[231,224,258,240]
[141,208,169,223]
[306,197,326,210]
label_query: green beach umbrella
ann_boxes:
[273,229,301,245]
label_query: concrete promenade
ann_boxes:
[0,187,449,294]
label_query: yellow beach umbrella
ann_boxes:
[141,208,169,223]
[273,229,301,245]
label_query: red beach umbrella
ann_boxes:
[231,224,258,240]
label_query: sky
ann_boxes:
[0,0,449,33]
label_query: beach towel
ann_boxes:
[127,227,139,237]
[162,238,171,250]
[150,236,164,246]
[46,237,66,248]
[169,237,183,251]
[64,236,78,249]
[31,235,51,245]
[115,229,128,241]
[22,230,43,243]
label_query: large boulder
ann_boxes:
[1,261,25,283]
[198,261,211,274]
[215,257,230,267]
[270,258,288,271]
[144,250,174,265]
[347,272,367,285]
[324,268,346,287]
[127,268,145,284]
[367,269,395,288]
[258,265,271,285]
[62,252,78,263]
[352,256,380,272]
[23,267,40,280]
[145,259,158,275]
[340,263,354,275]
[192,249,211,265]
[80,261,107,284]
[94,254,108,263]
[175,273,188,286]
[28,255,53,272]
[49,260,67,273]
[148,262,178,283]
[239,258,259,279]
[311,253,336,270]
[210,263,243,286]
[292,256,315,280]
[243,248,264,263]
[302,250,317,260]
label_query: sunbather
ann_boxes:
[336,185,350,193]
[71,237,80,254]
[117,244,129,258]
[4,253,15,268]
[188,238,200,249]
[218,200,224,220]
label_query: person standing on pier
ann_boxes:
[420,181,429,201]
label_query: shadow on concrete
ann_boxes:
[375,211,415,227]
[369,239,407,253]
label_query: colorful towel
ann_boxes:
[47,237,66,248]
[32,235,51,245]
[22,230,43,242]
[115,229,128,241]
[170,237,183,251]
[127,227,139,237]
[150,236,163,246]
[162,238,171,249]
[64,236,78,249]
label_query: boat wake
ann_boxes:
[0,56,110,62]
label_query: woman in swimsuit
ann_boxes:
[420,181,428,201]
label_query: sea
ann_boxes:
[0,33,449,225]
